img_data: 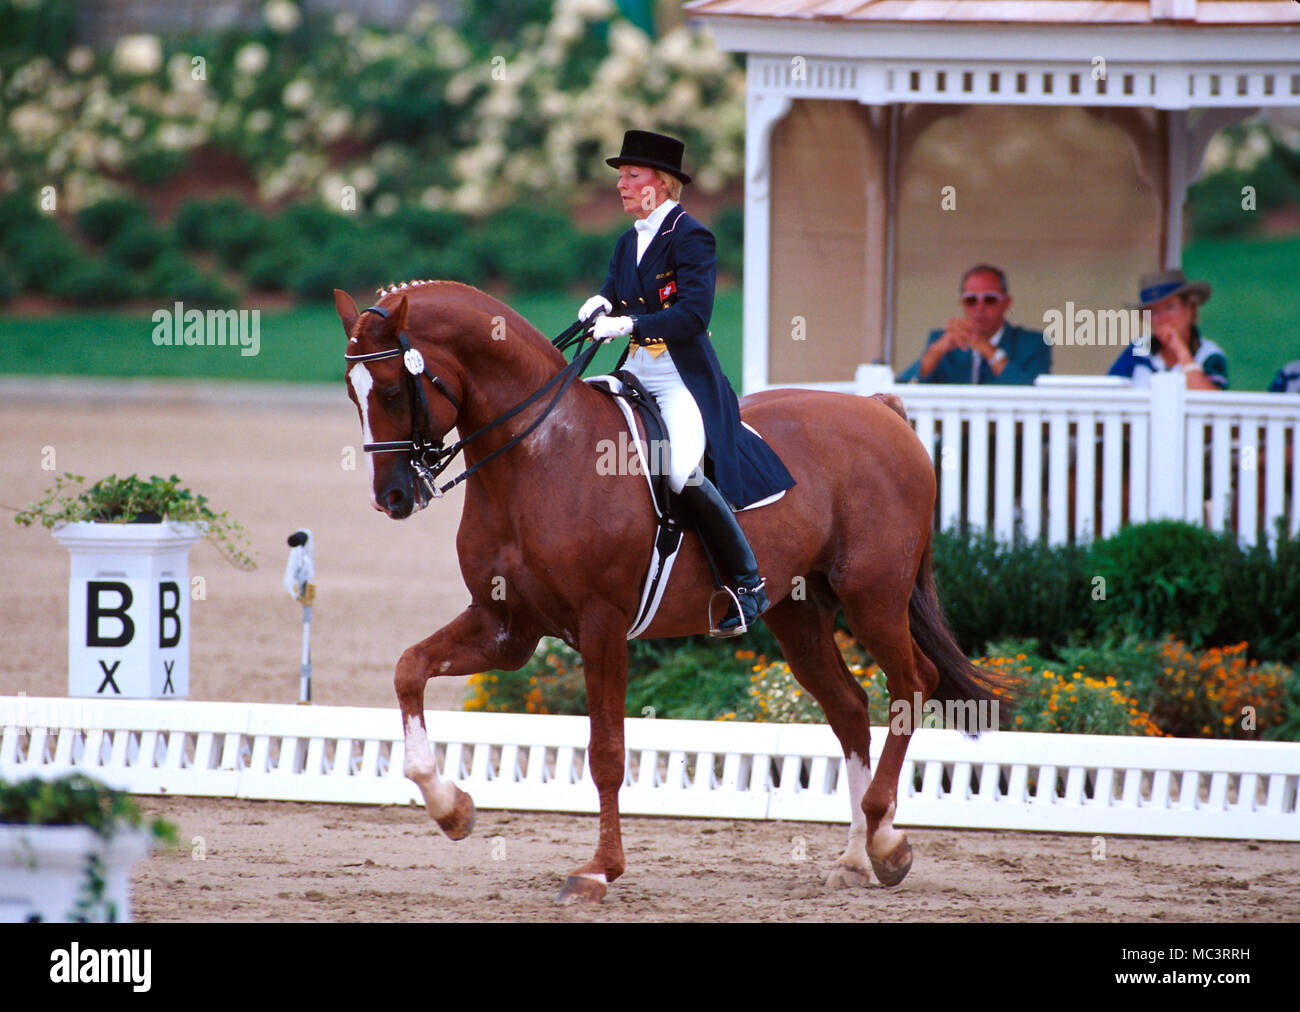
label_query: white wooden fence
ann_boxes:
[3,696,1298,841]
[851,369,1300,546]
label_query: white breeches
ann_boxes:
[622,346,706,494]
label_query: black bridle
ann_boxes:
[344,304,604,500]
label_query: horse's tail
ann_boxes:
[908,535,1016,721]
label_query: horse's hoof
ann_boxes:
[555,875,607,905]
[825,862,872,890]
[870,839,914,887]
[436,788,476,841]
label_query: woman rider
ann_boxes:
[577,130,796,635]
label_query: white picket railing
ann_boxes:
[851,369,1300,546]
[3,697,1298,841]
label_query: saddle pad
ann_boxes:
[585,375,787,637]
[586,374,683,639]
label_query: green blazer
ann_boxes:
[896,323,1050,385]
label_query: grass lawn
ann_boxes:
[0,287,746,388]
[1182,233,1300,391]
[0,234,1293,390]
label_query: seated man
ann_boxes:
[897,264,1050,385]
[1268,359,1300,393]
[1108,269,1227,390]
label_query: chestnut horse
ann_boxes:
[336,280,1005,904]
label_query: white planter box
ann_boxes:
[52,522,205,699]
[0,824,153,922]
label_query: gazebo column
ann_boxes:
[1168,106,1260,266]
[742,91,791,395]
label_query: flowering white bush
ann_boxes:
[111,35,163,77]
[0,2,747,215]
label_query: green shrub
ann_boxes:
[76,196,151,244]
[464,628,785,721]
[479,204,584,292]
[1188,145,1300,239]
[1214,520,1300,662]
[5,220,86,291]
[712,204,744,277]
[399,208,467,248]
[1056,634,1166,702]
[104,220,173,270]
[624,641,761,721]
[1089,521,1235,648]
[286,228,419,300]
[571,226,624,284]
[0,258,16,303]
[0,190,43,233]
[1264,670,1300,741]
[243,242,307,292]
[121,147,188,187]
[142,255,237,308]
[206,209,271,270]
[172,196,250,250]
[277,204,347,247]
[48,260,137,305]
[403,243,487,286]
[0,0,78,68]
[931,526,1094,657]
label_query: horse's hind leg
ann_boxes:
[760,583,875,888]
[396,602,540,840]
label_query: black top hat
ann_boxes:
[606,130,692,184]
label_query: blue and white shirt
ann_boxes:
[1268,359,1300,393]
[1108,331,1228,389]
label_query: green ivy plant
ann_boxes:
[13,472,255,570]
[1,773,178,922]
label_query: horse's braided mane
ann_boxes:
[374,279,440,297]
[371,278,554,353]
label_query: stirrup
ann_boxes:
[708,587,747,638]
[708,579,767,638]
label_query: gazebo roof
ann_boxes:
[684,0,1300,24]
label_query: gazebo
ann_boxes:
[684,0,1300,394]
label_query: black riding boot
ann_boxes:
[679,471,769,636]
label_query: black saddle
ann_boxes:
[590,371,732,618]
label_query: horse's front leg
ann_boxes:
[556,598,630,905]
[397,602,539,840]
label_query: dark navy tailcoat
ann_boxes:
[599,204,795,509]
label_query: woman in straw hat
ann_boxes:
[1108,269,1228,391]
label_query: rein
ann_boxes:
[344,305,603,500]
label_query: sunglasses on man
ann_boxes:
[961,292,1005,307]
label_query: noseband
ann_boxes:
[344,304,602,501]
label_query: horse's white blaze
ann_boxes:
[867,800,906,862]
[403,714,457,820]
[836,751,872,869]
[347,362,379,508]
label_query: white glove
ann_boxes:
[578,295,611,323]
[592,315,634,343]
